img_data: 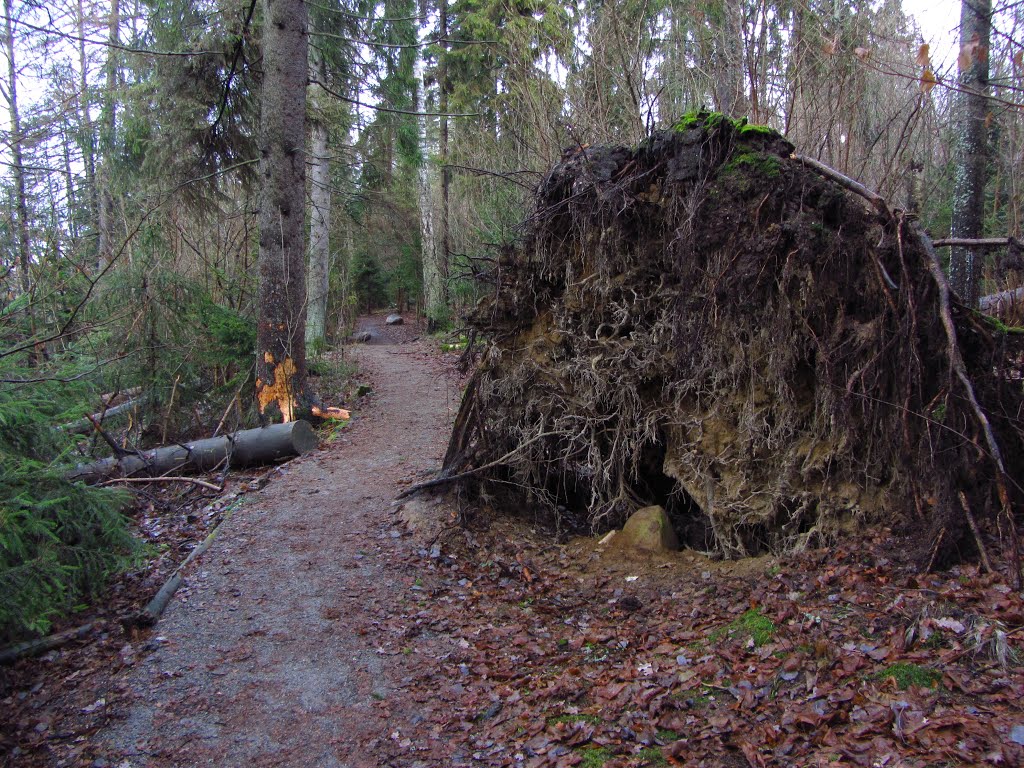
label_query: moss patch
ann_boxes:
[873,662,942,690]
[638,746,668,765]
[720,151,782,179]
[710,608,777,647]
[577,745,613,768]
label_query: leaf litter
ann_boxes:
[1,322,1022,767]
[388,511,1024,767]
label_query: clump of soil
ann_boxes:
[447,113,1024,561]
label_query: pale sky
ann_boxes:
[902,0,961,70]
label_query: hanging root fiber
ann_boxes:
[445,112,1024,571]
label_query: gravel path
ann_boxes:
[101,316,462,767]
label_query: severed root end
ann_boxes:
[312,405,350,421]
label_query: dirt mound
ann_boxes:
[446,113,1024,562]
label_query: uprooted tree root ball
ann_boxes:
[442,113,1024,564]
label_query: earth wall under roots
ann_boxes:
[448,114,1024,560]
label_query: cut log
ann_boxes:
[67,421,318,485]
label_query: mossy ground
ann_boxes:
[709,608,777,647]
[873,662,942,690]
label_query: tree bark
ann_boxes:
[76,0,99,267]
[256,0,310,422]
[95,0,119,272]
[437,0,451,329]
[949,0,992,306]
[4,0,32,296]
[714,0,747,117]
[305,53,331,350]
[66,421,319,484]
[417,58,442,329]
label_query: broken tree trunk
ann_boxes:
[67,421,318,485]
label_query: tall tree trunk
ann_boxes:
[949,0,992,306]
[256,0,310,423]
[437,0,452,327]
[96,0,119,272]
[417,59,442,330]
[305,83,331,349]
[76,0,98,267]
[714,0,747,117]
[4,0,31,297]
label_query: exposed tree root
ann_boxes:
[443,115,1024,571]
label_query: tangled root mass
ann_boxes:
[446,114,1024,562]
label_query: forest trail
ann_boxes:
[101,315,463,766]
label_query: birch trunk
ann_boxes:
[417,60,443,330]
[305,53,331,350]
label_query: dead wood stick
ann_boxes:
[914,221,1022,588]
[213,368,253,438]
[397,429,560,500]
[932,237,1014,248]
[925,526,946,574]
[161,375,179,444]
[960,491,994,573]
[137,505,237,626]
[101,476,222,492]
[0,622,94,666]
[87,415,129,457]
[794,154,891,217]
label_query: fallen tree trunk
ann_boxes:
[58,396,146,435]
[979,286,1024,317]
[0,623,93,665]
[67,421,318,485]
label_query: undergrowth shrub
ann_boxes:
[0,366,138,643]
[93,261,257,440]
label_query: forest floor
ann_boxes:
[3,313,1024,767]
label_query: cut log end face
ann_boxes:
[257,356,299,422]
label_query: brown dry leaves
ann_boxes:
[390,525,1024,767]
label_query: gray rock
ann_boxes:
[616,505,679,553]
[385,314,404,325]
